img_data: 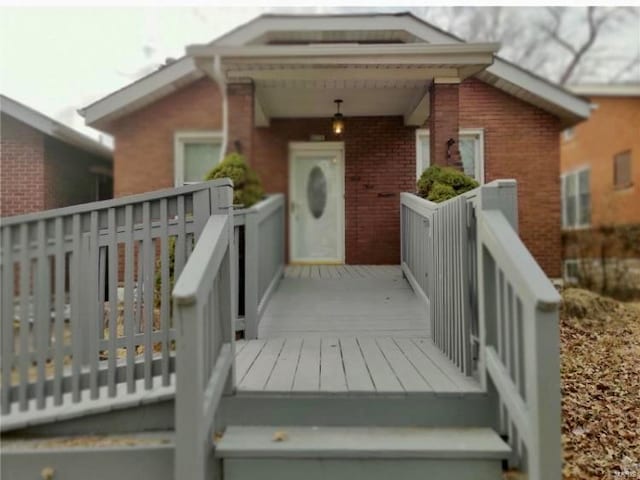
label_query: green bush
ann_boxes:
[417,165,479,203]
[204,152,264,208]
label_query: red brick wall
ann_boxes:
[429,82,462,168]
[108,78,222,197]
[253,117,416,265]
[105,76,563,276]
[459,78,562,277]
[227,83,254,160]
[0,113,46,216]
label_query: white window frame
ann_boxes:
[561,166,591,229]
[174,130,224,187]
[415,128,485,183]
[563,259,580,285]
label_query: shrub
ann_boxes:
[204,152,264,208]
[417,165,479,203]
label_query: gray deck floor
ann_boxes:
[258,265,429,338]
[235,336,481,394]
[238,266,480,395]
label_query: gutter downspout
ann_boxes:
[211,54,228,156]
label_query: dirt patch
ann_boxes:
[560,288,640,479]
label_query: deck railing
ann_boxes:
[233,194,285,339]
[400,189,478,376]
[476,181,562,480]
[0,180,230,416]
[401,180,562,479]
[173,183,235,480]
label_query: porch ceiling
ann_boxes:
[189,43,499,127]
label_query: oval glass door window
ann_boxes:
[307,165,327,219]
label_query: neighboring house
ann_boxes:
[80,12,590,277]
[560,84,640,293]
[0,95,113,217]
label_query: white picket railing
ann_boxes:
[172,182,235,480]
[234,194,285,339]
[0,180,230,416]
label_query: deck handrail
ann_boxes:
[173,182,235,480]
[234,194,285,339]
[476,187,562,480]
[0,179,230,420]
[400,189,478,375]
[401,180,562,479]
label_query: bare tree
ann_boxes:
[418,6,640,85]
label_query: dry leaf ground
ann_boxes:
[560,288,640,479]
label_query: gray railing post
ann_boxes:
[479,179,518,232]
[244,209,259,340]
[212,183,236,393]
[524,303,562,480]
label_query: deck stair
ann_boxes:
[216,425,511,480]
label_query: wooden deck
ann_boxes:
[236,266,480,395]
[259,265,429,338]
[235,336,480,394]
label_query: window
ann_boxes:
[614,150,632,189]
[561,168,591,228]
[416,129,484,182]
[174,131,224,186]
[564,259,580,285]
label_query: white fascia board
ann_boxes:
[0,95,112,159]
[568,84,640,97]
[80,57,202,128]
[189,42,500,60]
[485,58,591,121]
[211,14,458,46]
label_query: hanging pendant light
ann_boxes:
[332,99,344,135]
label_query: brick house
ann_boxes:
[560,84,640,290]
[1,95,113,217]
[80,12,590,277]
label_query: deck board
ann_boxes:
[239,338,285,390]
[320,338,347,392]
[239,265,480,395]
[340,337,375,392]
[264,338,303,392]
[261,265,428,339]
[236,336,479,395]
[292,338,321,391]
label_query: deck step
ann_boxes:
[1,431,174,480]
[217,426,510,480]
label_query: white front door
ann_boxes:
[289,142,345,264]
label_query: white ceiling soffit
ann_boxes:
[1,95,112,159]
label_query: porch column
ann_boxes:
[429,79,462,169]
[227,82,255,164]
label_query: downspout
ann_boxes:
[211,54,228,156]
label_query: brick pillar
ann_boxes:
[226,83,254,164]
[429,80,462,169]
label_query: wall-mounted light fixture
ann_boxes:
[332,99,344,135]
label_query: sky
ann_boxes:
[1,5,638,144]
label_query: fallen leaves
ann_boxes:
[560,288,640,479]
